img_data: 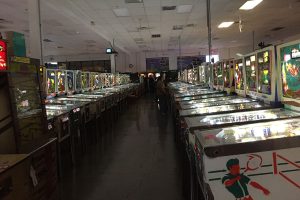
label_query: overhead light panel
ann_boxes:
[218,21,234,28]
[239,0,263,10]
[162,6,176,11]
[125,0,143,3]
[113,8,130,17]
[176,5,193,13]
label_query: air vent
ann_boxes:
[186,24,195,27]
[173,25,184,30]
[162,6,176,11]
[213,37,220,40]
[125,0,143,3]
[57,46,63,49]
[138,45,147,48]
[152,34,161,38]
[43,39,53,42]
[137,26,151,31]
[271,27,284,31]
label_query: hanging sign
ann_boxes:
[0,40,7,71]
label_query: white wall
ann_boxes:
[43,53,110,62]
[43,48,129,72]
[123,44,254,73]
[42,44,255,73]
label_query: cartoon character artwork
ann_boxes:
[222,158,270,200]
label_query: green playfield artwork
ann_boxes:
[280,44,300,99]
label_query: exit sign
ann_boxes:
[0,40,7,71]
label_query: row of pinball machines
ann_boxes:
[41,68,139,176]
[178,63,211,87]
[0,47,141,199]
[169,39,300,200]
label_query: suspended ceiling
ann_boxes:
[0,0,300,57]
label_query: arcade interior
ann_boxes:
[1,0,300,200]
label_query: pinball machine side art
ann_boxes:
[206,148,300,200]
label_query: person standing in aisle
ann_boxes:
[149,74,155,94]
[156,76,168,115]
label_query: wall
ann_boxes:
[42,44,255,73]
[124,44,254,73]
[43,47,129,72]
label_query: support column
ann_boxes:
[28,0,43,64]
[110,54,116,73]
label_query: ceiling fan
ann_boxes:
[238,16,244,33]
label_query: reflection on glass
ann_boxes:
[177,93,226,101]
[181,102,264,116]
[199,108,299,125]
[257,51,271,94]
[199,119,300,146]
[176,90,220,97]
[181,96,236,105]
[181,98,256,109]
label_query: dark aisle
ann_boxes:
[60,95,184,200]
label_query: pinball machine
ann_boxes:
[181,43,300,200]
[245,53,257,95]
[234,58,246,96]
[66,70,75,95]
[223,59,235,94]
[46,69,57,99]
[212,63,218,90]
[75,70,82,93]
[217,61,224,91]
[81,71,90,92]
[0,55,58,199]
[56,70,66,96]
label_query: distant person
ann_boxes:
[156,76,168,115]
[149,75,155,94]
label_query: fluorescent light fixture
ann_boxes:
[236,53,243,57]
[176,5,193,13]
[113,8,130,17]
[106,48,113,54]
[47,62,58,65]
[239,0,263,10]
[218,21,234,28]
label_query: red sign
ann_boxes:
[0,40,7,71]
